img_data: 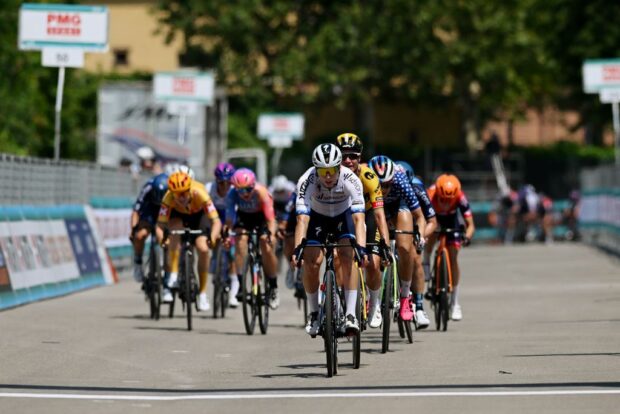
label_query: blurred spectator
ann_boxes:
[537,192,554,244]
[514,184,540,242]
[562,189,581,241]
[489,188,518,244]
[485,130,501,156]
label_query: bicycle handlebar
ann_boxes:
[293,237,363,268]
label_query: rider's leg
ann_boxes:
[260,235,278,284]
[132,223,150,282]
[395,211,414,298]
[302,246,323,313]
[336,246,356,318]
[448,244,462,319]
[233,229,248,292]
[195,235,209,294]
[166,217,183,287]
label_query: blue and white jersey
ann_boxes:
[410,176,436,219]
[296,166,365,217]
[383,170,420,211]
[134,173,168,223]
[205,181,228,219]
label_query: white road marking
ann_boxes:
[0,389,619,401]
[171,350,189,353]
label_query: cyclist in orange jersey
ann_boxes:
[425,174,475,321]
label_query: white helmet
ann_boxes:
[312,143,342,168]
[166,163,195,179]
[136,146,155,160]
[271,175,290,192]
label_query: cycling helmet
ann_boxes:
[271,175,291,192]
[164,163,180,175]
[312,143,342,168]
[136,146,155,160]
[151,173,169,202]
[396,160,415,181]
[436,174,461,199]
[165,163,195,179]
[168,171,192,193]
[368,155,395,183]
[214,162,235,181]
[231,168,256,189]
[336,132,363,153]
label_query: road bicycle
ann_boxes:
[235,228,272,335]
[428,227,462,332]
[211,239,231,319]
[293,267,308,326]
[142,232,163,320]
[169,228,203,331]
[295,235,363,378]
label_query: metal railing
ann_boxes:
[0,153,149,205]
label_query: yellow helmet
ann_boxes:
[336,132,363,153]
[168,171,192,193]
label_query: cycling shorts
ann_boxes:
[436,214,463,248]
[235,211,268,233]
[384,199,410,221]
[365,211,380,256]
[170,209,209,237]
[306,209,355,245]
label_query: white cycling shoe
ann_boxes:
[133,265,144,283]
[197,293,210,312]
[162,288,173,303]
[167,272,179,289]
[451,303,463,321]
[415,309,430,329]
[368,304,383,328]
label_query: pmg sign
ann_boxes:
[153,72,215,105]
[582,59,620,93]
[19,4,108,51]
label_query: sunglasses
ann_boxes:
[238,186,254,194]
[343,153,360,161]
[316,166,339,177]
[216,179,231,185]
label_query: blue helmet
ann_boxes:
[368,155,395,183]
[396,161,414,181]
[151,173,169,203]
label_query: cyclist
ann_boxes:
[224,168,280,309]
[157,171,222,311]
[395,160,437,328]
[269,175,297,288]
[335,133,391,330]
[368,156,426,325]
[426,174,475,321]
[278,190,298,289]
[205,162,239,307]
[291,143,368,336]
[130,172,169,289]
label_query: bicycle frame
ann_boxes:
[433,231,455,295]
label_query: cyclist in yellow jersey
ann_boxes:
[336,133,392,329]
[158,171,222,312]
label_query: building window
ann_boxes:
[113,49,129,67]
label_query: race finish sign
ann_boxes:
[583,59,620,165]
[19,4,109,161]
[153,71,215,145]
[257,113,305,175]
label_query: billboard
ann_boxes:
[97,82,206,169]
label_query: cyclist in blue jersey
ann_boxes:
[368,156,426,325]
[130,172,169,291]
[205,162,239,307]
[395,161,437,328]
[278,191,297,289]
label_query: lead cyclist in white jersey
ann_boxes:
[291,143,368,335]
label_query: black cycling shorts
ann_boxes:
[306,209,355,245]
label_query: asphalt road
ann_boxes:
[1,243,619,413]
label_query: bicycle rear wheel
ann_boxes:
[381,265,394,354]
[323,270,337,377]
[258,268,269,335]
[352,289,362,369]
[147,243,161,320]
[241,256,257,335]
[436,250,450,332]
[184,250,193,331]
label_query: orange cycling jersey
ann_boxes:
[353,164,384,211]
[158,181,219,224]
[427,184,472,218]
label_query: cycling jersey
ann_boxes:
[134,173,168,223]
[158,181,219,224]
[382,170,420,211]
[296,166,365,217]
[427,184,473,219]
[205,181,228,219]
[225,183,275,225]
[351,164,383,211]
[410,176,436,220]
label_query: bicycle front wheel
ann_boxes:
[184,250,193,331]
[352,289,362,369]
[258,268,270,335]
[436,249,450,332]
[381,264,394,354]
[323,270,337,377]
[241,255,257,335]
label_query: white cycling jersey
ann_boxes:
[295,166,365,217]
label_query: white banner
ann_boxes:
[154,72,215,105]
[258,113,304,140]
[93,208,133,248]
[583,59,620,93]
[19,4,108,51]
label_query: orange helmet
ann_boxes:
[168,171,192,193]
[436,174,461,199]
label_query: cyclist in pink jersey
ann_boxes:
[224,169,280,309]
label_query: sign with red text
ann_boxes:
[19,4,108,52]
[153,72,215,105]
[583,59,620,93]
[258,113,304,140]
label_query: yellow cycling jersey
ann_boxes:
[355,164,384,211]
[158,181,220,224]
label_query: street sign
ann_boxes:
[42,48,84,68]
[267,135,293,148]
[600,88,620,103]
[258,113,304,140]
[153,72,215,105]
[583,59,620,93]
[19,4,109,52]
[166,101,199,116]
